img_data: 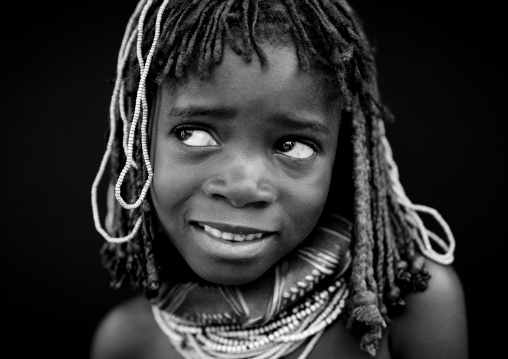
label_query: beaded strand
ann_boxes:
[91,1,148,243]
[152,278,348,359]
[114,0,166,210]
[379,121,455,264]
[91,0,170,243]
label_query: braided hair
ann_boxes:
[91,0,455,356]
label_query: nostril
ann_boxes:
[207,192,228,201]
[202,178,276,207]
[258,183,277,204]
[202,179,227,199]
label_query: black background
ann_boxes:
[4,1,506,358]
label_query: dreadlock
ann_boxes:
[91,0,455,356]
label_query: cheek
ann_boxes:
[281,158,334,240]
[150,148,201,222]
[290,167,330,203]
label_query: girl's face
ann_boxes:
[150,44,341,285]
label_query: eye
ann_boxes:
[276,140,315,159]
[175,128,219,147]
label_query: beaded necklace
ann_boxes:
[151,213,352,359]
[153,278,348,359]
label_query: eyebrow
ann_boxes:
[168,106,237,119]
[271,114,331,137]
[168,106,331,136]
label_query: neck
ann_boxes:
[151,212,352,327]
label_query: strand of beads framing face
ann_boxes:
[90,0,147,243]
[91,0,169,243]
[378,121,456,264]
[118,0,148,164]
[152,278,349,359]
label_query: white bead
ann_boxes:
[297,281,307,288]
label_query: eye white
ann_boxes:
[279,141,315,159]
[179,129,218,147]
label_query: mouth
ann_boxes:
[191,221,275,242]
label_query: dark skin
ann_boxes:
[149,45,339,287]
[91,44,468,359]
[90,260,467,359]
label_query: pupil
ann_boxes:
[281,141,295,152]
[179,129,193,140]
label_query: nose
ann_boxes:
[202,159,277,207]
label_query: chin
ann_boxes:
[190,260,270,286]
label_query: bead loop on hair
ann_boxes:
[91,0,170,243]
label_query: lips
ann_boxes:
[192,221,275,242]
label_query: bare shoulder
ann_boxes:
[90,295,176,359]
[388,260,468,359]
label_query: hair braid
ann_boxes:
[368,114,388,317]
[248,0,268,67]
[123,126,150,290]
[196,1,223,78]
[221,0,244,56]
[204,1,227,65]
[283,0,327,69]
[141,200,160,295]
[158,3,197,78]
[384,200,402,309]
[287,20,311,71]
[347,101,386,355]
[93,1,454,356]
[212,1,230,63]
[240,0,253,62]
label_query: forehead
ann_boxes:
[161,44,341,115]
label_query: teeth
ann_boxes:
[222,232,234,240]
[202,224,264,242]
[233,234,245,241]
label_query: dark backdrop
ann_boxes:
[4,1,505,358]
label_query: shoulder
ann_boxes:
[388,260,468,359]
[90,295,173,359]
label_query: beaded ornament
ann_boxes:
[150,213,353,359]
[91,0,456,265]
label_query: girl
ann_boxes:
[90,1,467,358]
